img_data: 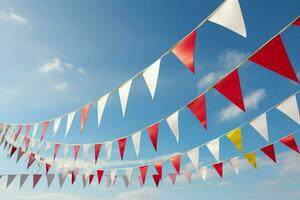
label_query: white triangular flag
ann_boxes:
[63,145,69,159]
[45,143,52,154]
[186,147,199,170]
[110,169,117,184]
[6,175,16,188]
[277,95,300,125]
[83,144,90,161]
[249,113,269,142]
[132,131,141,157]
[199,166,208,181]
[82,175,87,188]
[166,111,180,143]
[106,175,111,188]
[125,168,133,184]
[46,174,55,188]
[105,141,113,160]
[142,59,161,99]
[19,174,28,189]
[97,94,109,127]
[32,123,39,140]
[206,138,219,161]
[229,157,239,174]
[208,0,247,37]
[118,79,133,117]
[123,175,129,187]
[53,117,62,136]
[59,174,67,188]
[65,111,76,137]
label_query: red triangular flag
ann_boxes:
[33,174,42,188]
[170,155,181,174]
[249,35,299,82]
[212,162,223,177]
[97,170,104,184]
[172,31,197,74]
[94,144,102,164]
[71,170,77,185]
[261,144,276,163]
[293,17,300,26]
[27,153,36,169]
[74,145,80,162]
[53,144,60,161]
[9,146,17,158]
[89,174,94,185]
[24,138,30,151]
[139,165,148,185]
[14,125,23,142]
[118,138,127,160]
[152,174,161,187]
[280,134,300,154]
[16,148,24,163]
[168,173,177,185]
[40,121,49,142]
[22,125,31,144]
[147,123,159,151]
[45,163,51,174]
[80,104,91,133]
[154,161,163,179]
[214,69,245,111]
[187,94,207,129]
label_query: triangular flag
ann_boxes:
[229,157,239,174]
[212,162,223,177]
[16,148,25,163]
[244,152,257,168]
[97,94,109,127]
[214,69,245,111]
[6,175,16,188]
[186,147,199,170]
[170,155,181,174]
[45,143,52,155]
[59,174,67,188]
[82,175,88,188]
[65,111,76,137]
[154,161,163,179]
[118,79,133,117]
[143,59,161,99]
[132,131,141,157]
[166,111,180,143]
[97,170,104,184]
[110,169,117,184]
[80,104,91,133]
[46,163,51,174]
[125,168,133,184]
[147,123,159,151]
[89,174,94,185]
[94,144,102,164]
[71,169,78,185]
[226,127,243,152]
[249,35,298,82]
[46,174,55,188]
[187,94,207,129]
[261,144,276,163]
[139,165,148,186]
[172,30,197,74]
[63,145,69,159]
[249,113,269,141]
[53,117,61,136]
[22,125,31,143]
[105,141,113,160]
[53,144,60,161]
[82,144,90,161]
[33,174,42,188]
[27,153,36,169]
[32,123,39,141]
[74,145,80,162]
[168,173,177,185]
[199,166,208,181]
[207,138,220,161]
[208,0,247,37]
[184,171,192,184]
[118,137,127,160]
[106,175,111,188]
[152,174,160,187]
[19,174,28,189]
[280,134,300,154]
[13,125,22,142]
[277,95,300,124]
[293,17,300,26]
[40,121,49,142]
[123,175,129,188]
[9,146,17,158]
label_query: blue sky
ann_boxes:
[0,0,299,199]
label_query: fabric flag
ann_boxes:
[276,95,300,125]
[110,169,117,184]
[187,147,199,170]
[74,145,80,162]
[33,174,42,188]
[97,94,109,127]
[46,163,51,174]
[168,173,177,185]
[16,148,25,163]
[229,157,239,174]
[184,171,192,184]
[14,125,22,142]
[46,174,55,188]
[45,143,52,155]
[53,144,60,161]
[59,174,67,188]
[105,141,113,160]
[82,175,87,188]
[118,79,133,117]
[280,134,300,154]
[249,113,269,141]
[172,30,197,74]
[53,117,61,136]
[40,121,49,142]
[207,138,220,161]
[32,123,39,141]
[83,144,90,161]
[80,104,91,133]
[9,146,17,158]
[19,174,28,189]
[166,111,180,143]
[261,144,276,163]
[132,131,141,157]
[139,165,148,186]
[27,153,36,169]
[71,169,78,185]
[249,35,298,82]
[89,174,94,185]
[214,69,245,111]
[25,138,30,151]
[123,175,129,188]
[97,170,104,184]
[187,94,207,129]
[6,175,16,188]
[106,175,111,188]
[65,111,76,137]
[154,161,163,179]
[147,123,159,151]
[199,166,208,181]
[125,168,133,184]
[143,58,161,99]
[213,162,223,177]
[118,137,127,160]
[293,17,300,26]
[94,144,102,164]
[244,152,257,168]
[22,125,31,143]
[226,128,243,152]
[152,174,161,187]
[208,0,247,37]
[170,155,181,174]
[63,145,69,159]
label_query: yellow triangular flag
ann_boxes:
[226,128,242,152]
[244,152,257,169]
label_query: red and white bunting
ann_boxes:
[97,94,109,127]
[94,144,102,164]
[168,173,177,185]
[139,165,148,186]
[207,138,220,161]
[293,17,300,26]
[27,153,36,169]
[118,138,127,160]
[40,121,49,142]
[166,111,180,143]
[110,169,117,184]
[154,161,163,179]
[82,175,88,188]
[16,148,24,163]
[170,155,181,174]
[80,104,91,134]
[65,111,75,137]
[33,174,42,188]
[74,145,80,162]
[97,170,104,184]
[105,141,113,160]
[147,123,159,151]
[13,125,22,142]
[280,134,300,154]
[45,163,51,174]
[143,59,161,99]
[152,174,161,187]
[212,162,223,177]
[125,168,133,184]
[53,117,61,137]
[82,144,90,161]
[187,94,207,129]
[132,131,141,157]
[187,147,199,170]
[199,166,208,181]
[118,79,133,117]
[250,113,269,142]
[277,95,300,125]
[89,174,94,185]
[261,144,276,163]
[31,123,39,142]
[63,145,69,159]
[229,157,239,175]
[53,144,60,161]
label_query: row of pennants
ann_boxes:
[3,91,300,166]
[1,132,300,189]
[1,16,299,149]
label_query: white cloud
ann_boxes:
[54,82,68,91]
[39,58,64,74]
[218,88,267,121]
[0,10,28,27]
[78,67,86,75]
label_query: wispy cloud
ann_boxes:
[54,82,68,91]
[0,10,28,27]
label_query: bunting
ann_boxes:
[65,112,75,137]
[33,174,42,188]
[53,117,61,136]
[97,94,109,127]
[212,162,223,177]
[80,104,91,133]
[280,134,300,154]
[118,138,127,160]
[186,147,199,170]
[199,166,208,181]
[6,175,16,188]
[132,131,141,157]
[139,165,148,186]
[40,121,49,142]
[27,153,36,169]
[261,144,276,163]
[226,128,242,152]
[166,111,180,143]
[53,144,60,161]
[74,145,80,162]
[249,113,269,141]
[229,157,239,174]
[143,59,161,99]
[94,144,102,164]
[152,174,161,187]
[105,141,113,160]
[97,170,104,184]
[154,161,163,179]
[125,168,133,184]
[293,17,300,26]
[187,94,207,129]
[118,79,133,117]
[46,174,55,188]
[19,174,28,189]
[276,95,300,125]
[244,152,257,168]
[147,123,159,151]
[168,173,177,185]
[59,174,67,188]
[170,155,181,174]
[207,138,220,161]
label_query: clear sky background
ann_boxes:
[0,0,299,199]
